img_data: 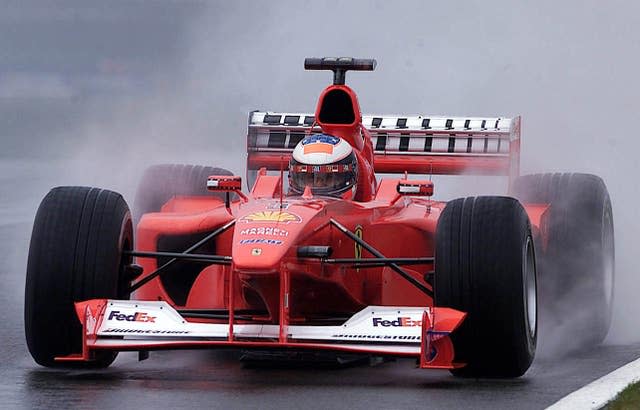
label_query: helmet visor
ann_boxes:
[289,160,358,196]
[290,171,354,195]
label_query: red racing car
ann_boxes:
[24,58,614,378]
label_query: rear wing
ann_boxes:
[246,111,520,178]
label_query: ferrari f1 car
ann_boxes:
[25,58,614,378]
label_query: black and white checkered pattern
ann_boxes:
[248,111,516,156]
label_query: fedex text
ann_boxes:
[372,317,422,327]
[108,310,156,323]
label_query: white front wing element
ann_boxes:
[98,300,427,343]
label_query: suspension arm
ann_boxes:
[329,219,433,298]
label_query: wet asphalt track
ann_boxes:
[1,163,640,410]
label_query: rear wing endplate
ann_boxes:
[247,111,520,178]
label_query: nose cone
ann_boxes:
[232,203,323,270]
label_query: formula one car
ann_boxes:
[24,58,614,378]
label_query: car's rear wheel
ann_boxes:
[133,164,232,224]
[435,196,537,378]
[25,186,133,368]
[513,173,614,349]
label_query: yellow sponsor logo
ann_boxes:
[354,225,363,264]
[240,211,302,224]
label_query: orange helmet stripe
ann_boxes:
[303,143,334,155]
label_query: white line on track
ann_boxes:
[547,355,640,409]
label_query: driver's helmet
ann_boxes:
[289,133,358,197]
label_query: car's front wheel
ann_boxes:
[435,196,537,378]
[25,186,133,368]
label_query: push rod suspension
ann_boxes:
[126,250,231,264]
[329,219,433,298]
[321,257,434,265]
[128,219,236,293]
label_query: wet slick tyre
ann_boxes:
[435,196,537,378]
[133,164,232,224]
[25,187,133,368]
[512,173,614,349]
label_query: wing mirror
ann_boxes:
[207,175,242,191]
[207,175,247,207]
[396,180,434,197]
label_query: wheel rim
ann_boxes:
[523,236,537,337]
[602,203,615,312]
[117,214,134,299]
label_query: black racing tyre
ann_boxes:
[133,164,232,224]
[435,196,537,378]
[512,173,614,348]
[25,187,133,368]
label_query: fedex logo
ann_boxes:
[372,317,422,327]
[108,310,156,323]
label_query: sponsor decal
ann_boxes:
[372,317,422,327]
[301,134,340,146]
[331,334,420,341]
[251,248,262,256]
[108,310,156,323]
[291,164,354,173]
[240,227,289,237]
[354,225,363,258]
[239,238,283,245]
[266,202,290,210]
[301,134,340,155]
[102,328,191,335]
[240,211,301,224]
[354,225,363,271]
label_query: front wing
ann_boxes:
[57,299,467,370]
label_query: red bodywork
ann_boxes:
[137,178,440,315]
[60,81,547,368]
